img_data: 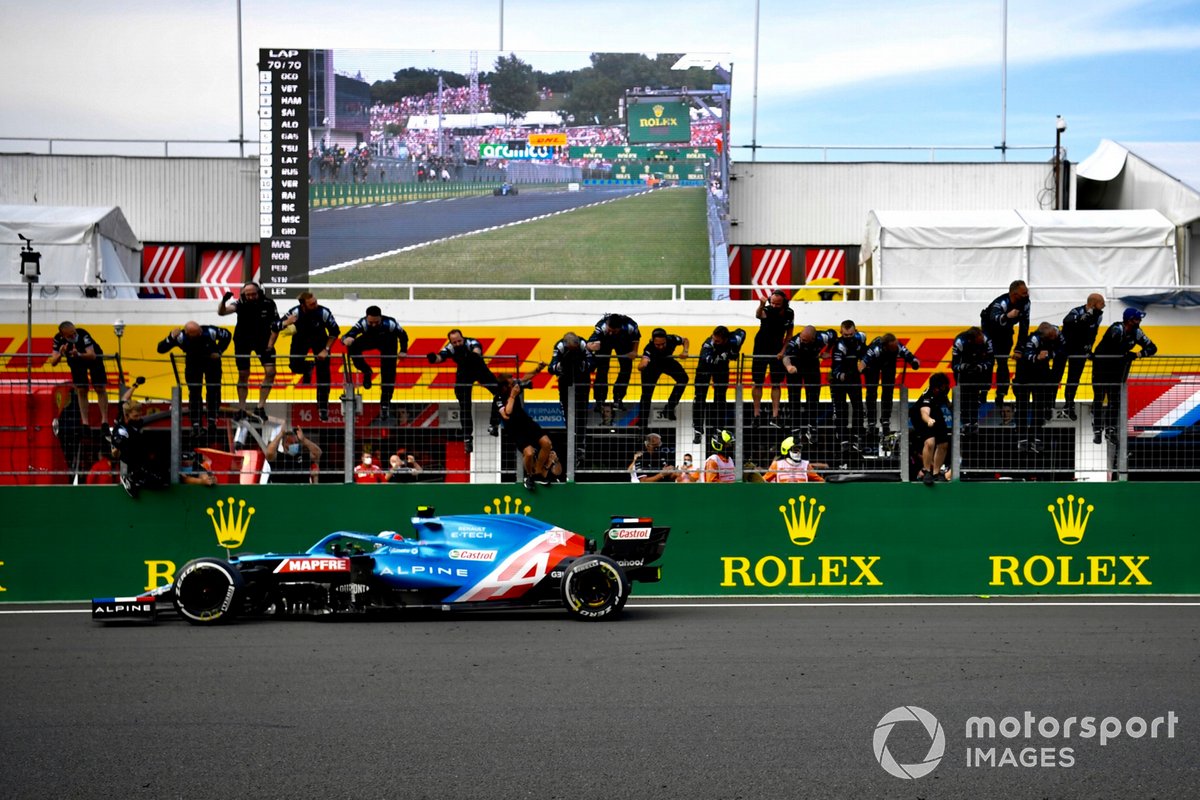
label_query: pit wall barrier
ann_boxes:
[0,483,1193,602]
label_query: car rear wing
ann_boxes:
[600,516,670,582]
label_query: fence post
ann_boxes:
[170,385,182,485]
[734,356,745,480]
[341,389,357,485]
[951,383,961,481]
[566,383,576,483]
[1118,381,1129,482]
[900,386,910,482]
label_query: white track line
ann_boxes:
[3,600,1200,616]
[310,189,652,276]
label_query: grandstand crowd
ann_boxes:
[355,82,722,170]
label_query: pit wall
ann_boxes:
[0,483,1192,602]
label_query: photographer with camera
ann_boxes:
[265,425,321,484]
[49,321,109,428]
[109,377,167,498]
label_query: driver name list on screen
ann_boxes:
[259,48,310,297]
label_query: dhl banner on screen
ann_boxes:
[2,323,1198,405]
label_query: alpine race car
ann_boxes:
[493,182,518,196]
[92,508,669,624]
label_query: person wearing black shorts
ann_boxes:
[50,321,109,427]
[586,313,641,413]
[637,327,690,428]
[427,329,500,454]
[494,371,553,490]
[218,282,278,421]
[909,372,952,485]
[341,305,409,423]
[751,290,794,426]
[275,292,340,421]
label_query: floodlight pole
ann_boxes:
[751,0,761,162]
[237,0,245,158]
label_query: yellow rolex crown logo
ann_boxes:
[653,104,664,118]
[1047,494,1093,545]
[484,495,531,515]
[207,497,255,549]
[779,495,825,546]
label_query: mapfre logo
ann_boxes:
[720,495,882,589]
[207,496,255,549]
[273,558,350,574]
[989,495,1150,588]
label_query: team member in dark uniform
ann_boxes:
[951,327,995,433]
[586,313,641,413]
[49,321,109,427]
[751,290,795,426]
[1056,293,1105,419]
[637,327,690,428]
[428,329,499,454]
[980,279,1031,413]
[693,326,746,443]
[1091,308,1157,444]
[341,305,409,423]
[156,321,232,436]
[275,291,340,421]
[495,371,553,490]
[860,332,920,440]
[782,325,835,440]
[548,332,594,461]
[1014,322,1065,453]
[909,372,952,486]
[217,282,278,422]
[264,426,321,484]
[829,320,867,448]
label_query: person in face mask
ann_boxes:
[353,448,386,484]
[266,425,322,484]
[763,436,827,483]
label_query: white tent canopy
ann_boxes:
[861,209,1177,302]
[0,205,142,299]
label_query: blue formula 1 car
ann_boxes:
[92,508,669,625]
[492,181,518,196]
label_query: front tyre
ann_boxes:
[173,558,244,625]
[560,555,628,621]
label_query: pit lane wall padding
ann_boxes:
[0,483,1193,601]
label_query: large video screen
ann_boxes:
[259,49,730,300]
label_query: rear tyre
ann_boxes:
[173,558,244,625]
[560,555,628,621]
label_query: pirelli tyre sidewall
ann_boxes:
[561,555,628,621]
[173,558,244,625]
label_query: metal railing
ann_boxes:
[2,352,1196,486]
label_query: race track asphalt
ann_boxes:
[2,598,1198,800]
[309,185,648,270]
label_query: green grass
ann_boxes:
[314,187,710,301]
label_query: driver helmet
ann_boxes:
[710,429,734,453]
[780,436,803,463]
